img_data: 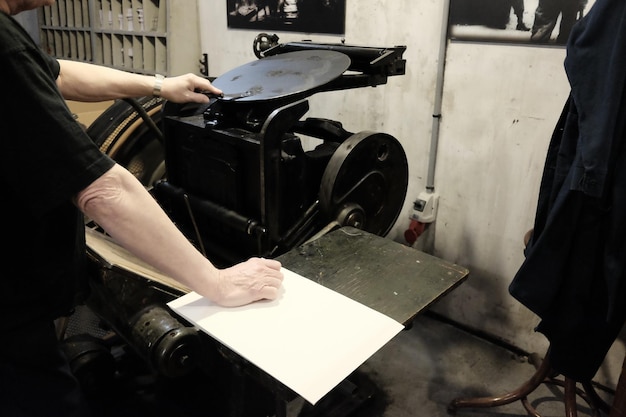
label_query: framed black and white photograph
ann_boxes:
[227,0,346,35]
[449,0,596,46]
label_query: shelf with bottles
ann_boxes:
[38,0,199,76]
[91,0,168,73]
[93,0,166,35]
[92,32,166,73]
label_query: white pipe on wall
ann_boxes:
[426,0,451,193]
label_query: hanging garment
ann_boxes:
[509,0,626,382]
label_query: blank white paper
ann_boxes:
[167,268,404,405]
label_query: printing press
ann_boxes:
[74,35,413,416]
[154,38,409,266]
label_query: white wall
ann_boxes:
[198,1,624,386]
[435,42,568,348]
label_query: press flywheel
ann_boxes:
[319,131,408,236]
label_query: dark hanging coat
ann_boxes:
[508,0,626,381]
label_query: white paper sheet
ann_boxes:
[167,268,404,405]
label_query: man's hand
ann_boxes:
[214,258,285,307]
[160,73,222,104]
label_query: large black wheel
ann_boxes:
[87,96,166,187]
[319,131,408,236]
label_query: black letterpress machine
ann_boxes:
[153,37,409,266]
[74,35,414,416]
[87,34,408,267]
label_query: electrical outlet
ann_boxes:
[411,191,439,223]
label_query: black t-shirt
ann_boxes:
[0,11,116,329]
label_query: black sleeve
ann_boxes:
[0,15,115,217]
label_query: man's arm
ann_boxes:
[61,60,281,307]
[56,59,220,103]
[76,164,284,307]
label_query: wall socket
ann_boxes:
[411,191,439,223]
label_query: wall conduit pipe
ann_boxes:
[426,0,451,193]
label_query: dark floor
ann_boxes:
[350,312,615,417]
[63,307,616,417]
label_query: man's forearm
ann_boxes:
[76,164,221,299]
[57,60,155,101]
[56,60,219,104]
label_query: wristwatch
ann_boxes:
[153,74,165,97]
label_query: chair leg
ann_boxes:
[449,348,610,417]
[610,354,626,417]
[448,352,552,413]
[564,377,578,417]
[583,381,612,415]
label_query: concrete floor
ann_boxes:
[65,306,616,417]
[338,311,616,417]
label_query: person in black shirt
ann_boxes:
[0,1,284,416]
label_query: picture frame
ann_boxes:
[226,0,346,35]
[448,0,596,46]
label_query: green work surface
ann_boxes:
[278,227,469,325]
